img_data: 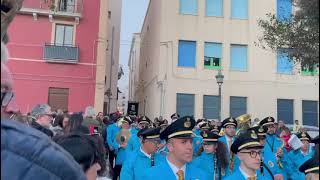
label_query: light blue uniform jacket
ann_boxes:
[192,152,231,180]
[143,159,207,180]
[120,149,165,180]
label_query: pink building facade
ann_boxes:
[6,0,108,114]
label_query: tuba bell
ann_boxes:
[235,114,252,137]
[116,129,131,145]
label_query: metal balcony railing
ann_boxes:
[43,43,79,63]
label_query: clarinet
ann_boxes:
[214,155,218,180]
[151,153,155,167]
[260,158,264,176]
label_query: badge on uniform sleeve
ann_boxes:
[251,130,258,139]
[184,118,191,128]
[268,161,274,168]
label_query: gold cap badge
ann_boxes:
[258,127,264,133]
[184,117,191,128]
[268,117,272,122]
[251,130,258,139]
[203,132,208,138]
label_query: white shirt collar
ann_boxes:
[300,146,312,156]
[166,158,186,179]
[226,135,233,141]
[140,147,151,159]
[239,166,256,179]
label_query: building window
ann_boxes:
[48,87,69,112]
[277,0,292,21]
[204,42,222,69]
[302,100,318,127]
[179,0,198,15]
[277,99,294,125]
[277,51,293,74]
[203,95,219,119]
[231,0,248,19]
[178,40,196,68]
[301,64,319,76]
[230,96,247,117]
[206,0,223,17]
[55,24,74,46]
[59,0,76,13]
[230,44,247,71]
[177,93,195,117]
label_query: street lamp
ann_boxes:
[215,69,224,121]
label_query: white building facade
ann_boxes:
[129,0,319,127]
[103,0,122,114]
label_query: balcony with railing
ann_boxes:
[43,43,79,63]
[19,0,83,19]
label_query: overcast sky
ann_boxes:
[118,0,149,94]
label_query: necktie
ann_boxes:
[247,176,257,180]
[177,170,184,180]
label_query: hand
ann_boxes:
[120,142,128,148]
[276,148,283,157]
[274,174,284,180]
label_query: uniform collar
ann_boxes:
[166,158,186,178]
[140,147,151,159]
[239,166,256,179]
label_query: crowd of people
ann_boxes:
[1,4,319,180]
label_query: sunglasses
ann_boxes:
[1,91,14,107]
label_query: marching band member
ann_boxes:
[111,116,135,180]
[157,119,169,156]
[143,116,206,180]
[120,127,165,180]
[193,120,210,156]
[106,113,121,174]
[259,116,288,179]
[219,117,240,173]
[192,130,230,179]
[298,157,319,180]
[286,132,315,180]
[211,124,222,135]
[248,125,284,180]
[127,116,152,152]
[225,130,269,180]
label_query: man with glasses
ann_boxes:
[259,117,287,179]
[120,127,165,180]
[249,125,284,180]
[225,130,268,180]
[30,104,54,137]
[219,117,241,173]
